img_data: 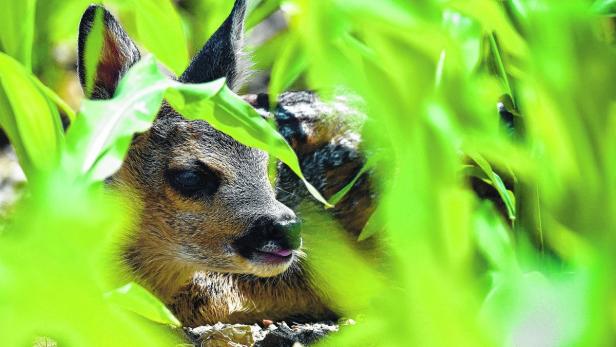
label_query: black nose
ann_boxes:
[252,215,301,250]
[272,218,301,250]
[234,215,302,258]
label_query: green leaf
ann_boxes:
[357,203,385,241]
[435,49,447,89]
[474,202,517,271]
[0,0,36,70]
[331,0,415,29]
[442,9,482,73]
[448,0,527,57]
[33,78,77,123]
[63,56,169,180]
[592,0,616,15]
[251,30,290,70]
[469,153,516,222]
[268,33,308,107]
[328,156,375,206]
[488,32,515,107]
[129,0,189,75]
[0,53,63,178]
[246,0,283,29]
[105,282,181,327]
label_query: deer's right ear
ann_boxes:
[78,5,141,99]
[179,0,248,90]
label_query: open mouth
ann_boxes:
[251,247,294,264]
[233,233,302,267]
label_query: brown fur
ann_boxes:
[109,97,374,325]
[170,267,335,326]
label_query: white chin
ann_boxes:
[248,259,294,277]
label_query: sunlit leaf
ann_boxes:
[63,56,168,180]
[0,53,63,178]
[488,32,515,107]
[328,156,375,206]
[246,0,283,29]
[474,202,517,271]
[442,9,482,72]
[357,202,385,241]
[448,0,527,57]
[0,175,180,346]
[592,0,616,15]
[105,282,181,327]
[0,0,36,70]
[128,0,189,75]
[268,33,308,106]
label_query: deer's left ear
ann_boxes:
[179,0,248,90]
[78,5,141,99]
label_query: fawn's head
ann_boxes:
[77,1,301,298]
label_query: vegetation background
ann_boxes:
[1,0,616,346]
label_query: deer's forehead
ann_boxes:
[150,116,268,166]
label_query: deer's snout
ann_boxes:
[233,210,302,265]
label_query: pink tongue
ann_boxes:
[273,249,292,257]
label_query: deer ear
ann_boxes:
[78,5,141,99]
[179,0,248,90]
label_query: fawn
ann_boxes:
[77,0,375,326]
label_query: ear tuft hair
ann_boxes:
[78,5,141,99]
[179,0,249,91]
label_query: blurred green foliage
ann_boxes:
[1,0,616,346]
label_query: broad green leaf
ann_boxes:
[442,9,482,73]
[105,282,181,327]
[0,0,36,70]
[63,56,169,180]
[33,78,77,122]
[0,86,28,170]
[300,205,384,313]
[268,33,308,106]
[0,179,180,345]
[592,0,616,15]
[0,53,63,178]
[474,202,517,271]
[47,0,93,43]
[129,0,189,75]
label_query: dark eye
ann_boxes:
[167,168,220,197]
